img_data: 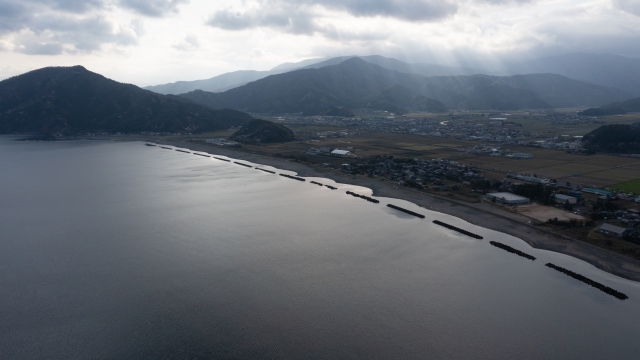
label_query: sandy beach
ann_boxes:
[146,138,640,282]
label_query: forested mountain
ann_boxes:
[144,57,330,95]
[144,69,288,95]
[579,97,640,116]
[301,55,485,76]
[506,53,640,96]
[145,55,485,95]
[179,58,630,115]
[583,123,640,154]
[0,66,252,134]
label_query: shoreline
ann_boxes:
[148,138,640,282]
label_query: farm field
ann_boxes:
[191,122,640,188]
[612,179,640,194]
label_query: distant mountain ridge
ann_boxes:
[144,55,487,95]
[505,53,640,96]
[301,55,485,77]
[0,66,253,134]
[579,96,640,116]
[146,53,640,97]
[178,58,630,115]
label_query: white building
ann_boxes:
[509,153,533,159]
[330,149,355,157]
[554,194,578,204]
[599,223,630,238]
[486,192,530,205]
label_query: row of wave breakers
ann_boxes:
[147,143,629,300]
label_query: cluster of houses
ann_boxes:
[306,147,356,158]
[283,115,541,143]
[205,138,239,146]
[507,173,552,185]
[341,157,483,187]
[598,210,640,240]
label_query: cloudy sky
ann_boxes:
[0,0,639,86]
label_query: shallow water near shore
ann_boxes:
[2,136,640,359]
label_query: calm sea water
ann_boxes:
[1,136,640,359]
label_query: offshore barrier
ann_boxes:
[387,204,425,219]
[145,143,156,146]
[160,146,172,150]
[545,263,628,300]
[433,220,483,239]
[325,185,337,190]
[194,153,210,157]
[346,191,380,203]
[176,149,190,154]
[280,174,306,181]
[256,168,275,174]
[213,157,230,162]
[310,181,324,186]
[490,241,536,260]
[234,162,253,168]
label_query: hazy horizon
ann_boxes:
[1,0,639,86]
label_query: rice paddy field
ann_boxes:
[189,131,639,189]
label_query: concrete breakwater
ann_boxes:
[433,220,483,239]
[176,149,190,154]
[194,153,210,157]
[145,143,156,146]
[310,181,324,186]
[490,241,536,260]
[213,157,230,162]
[234,162,252,168]
[387,204,425,219]
[280,174,305,181]
[545,263,628,300]
[256,168,275,174]
[160,146,172,150]
[346,191,380,203]
[325,185,337,190]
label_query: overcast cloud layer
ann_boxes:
[0,0,639,85]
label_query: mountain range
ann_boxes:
[503,53,640,97]
[145,53,640,98]
[579,96,640,116]
[0,66,252,134]
[144,55,485,95]
[178,58,630,115]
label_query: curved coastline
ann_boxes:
[143,139,640,282]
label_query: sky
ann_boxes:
[0,0,639,86]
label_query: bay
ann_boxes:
[1,136,639,359]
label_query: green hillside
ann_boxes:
[0,66,253,134]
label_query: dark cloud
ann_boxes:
[206,0,458,39]
[41,0,106,13]
[473,0,534,4]
[614,0,640,17]
[0,0,145,55]
[118,0,189,17]
[0,2,28,33]
[18,42,64,55]
[207,8,319,35]
[297,0,458,22]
